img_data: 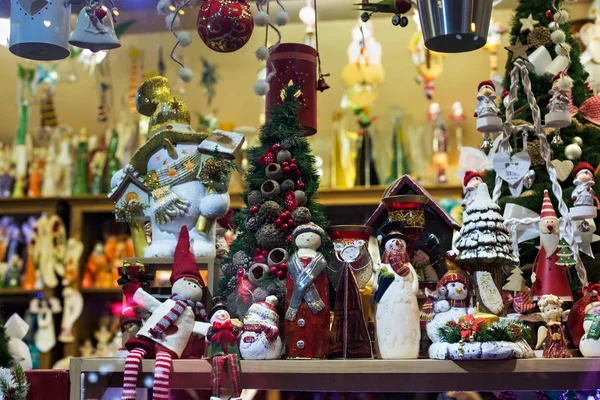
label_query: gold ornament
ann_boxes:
[527,140,546,166]
[388,210,426,228]
[527,27,552,47]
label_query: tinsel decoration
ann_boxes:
[527,27,552,47]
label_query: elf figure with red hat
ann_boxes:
[474,80,502,133]
[531,190,573,302]
[120,226,210,400]
[570,162,598,220]
[545,72,573,129]
[462,170,484,208]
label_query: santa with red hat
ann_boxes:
[462,170,484,208]
[531,190,573,302]
[120,226,210,400]
[475,80,502,133]
[572,162,598,212]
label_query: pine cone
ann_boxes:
[256,223,285,250]
[281,138,293,150]
[291,207,312,225]
[232,250,252,269]
[281,179,295,192]
[221,262,238,277]
[527,140,546,166]
[246,217,261,232]
[258,200,283,223]
[247,190,264,207]
[527,27,552,47]
[506,323,522,341]
[227,275,238,291]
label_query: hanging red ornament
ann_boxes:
[545,10,553,19]
[197,0,254,53]
[250,206,259,213]
[296,178,305,190]
[95,7,108,20]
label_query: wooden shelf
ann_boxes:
[0,288,39,295]
[79,287,122,294]
[70,357,600,394]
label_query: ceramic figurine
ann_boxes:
[27,159,42,198]
[579,301,600,357]
[56,128,74,196]
[412,236,439,283]
[462,170,484,208]
[109,77,243,258]
[284,223,330,359]
[120,227,210,400]
[536,294,572,358]
[31,298,61,353]
[474,80,502,133]
[374,222,420,359]
[206,302,242,400]
[570,162,598,220]
[421,252,475,343]
[58,287,84,343]
[239,295,283,360]
[73,129,90,196]
[545,72,573,129]
[531,191,573,302]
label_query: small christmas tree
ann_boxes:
[503,267,527,293]
[556,238,577,268]
[0,316,13,368]
[219,84,330,318]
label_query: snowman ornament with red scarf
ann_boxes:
[239,295,283,360]
[120,226,210,400]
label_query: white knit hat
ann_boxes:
[247,295,279,324]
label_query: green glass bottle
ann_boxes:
[72,131,89,196]
[105,130,121,190]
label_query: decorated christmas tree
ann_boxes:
[219,84,330,317]
[484,0,600,288]
[556,238,577,267]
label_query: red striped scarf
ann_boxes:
[149,294,207,337]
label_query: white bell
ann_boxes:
[9,0,71,60]
[69,2,120,53]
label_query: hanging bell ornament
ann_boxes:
[480,132,493,150]
[551,130,564,145]
[317,75,330,92]
[579,220,591,233]
[523,169,536,189]
[69,0,121,53]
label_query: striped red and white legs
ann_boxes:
[121,348,146,400]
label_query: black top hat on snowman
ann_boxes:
[378,221,410,252]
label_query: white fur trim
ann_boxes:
[254,11,269,27]
[553,10,570,24]
[166,13,180,29]
[551,30,566,45]
[256,46,270,61]
[555,43,571,56]
[557,75,573,91]
[254,79,270,96]
[179,67,194,83]
[178,32,192,47]
[157,0,171,16]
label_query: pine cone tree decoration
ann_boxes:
[281,138,293,150]
[281,179,295,192]
[291,206,312,225]
[221,262,239,277]
[232,250,252,270]
[506,323,522,340]
[257,200,283,222]
[527,140,546,166]
[247,190,264,207]
[246,217,261,231]
[527,27,552,47]
[256,223,285,250]
[226,275,238,291]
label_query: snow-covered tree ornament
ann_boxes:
[0,365,29,400]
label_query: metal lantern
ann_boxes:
[417,0,493,53]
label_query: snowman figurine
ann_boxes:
[474,80,502,133]
[110,77,243,258]
[421,252,475,343]
[580,301,600,357]
[570,162,598,220]
[545,72,573,129]
[239,295,283,360]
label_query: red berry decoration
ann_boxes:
[275,218,282,226]
[296,178,305,190]
[277,270,286,280]
[290,164,297,171]
[250,206,259,213]
[283,166,291,173]
[286,235,292,244]
[270,266,278,275]
[283,211,291,219]
[254,248,261,255]
[258,155,267,166]
[282,161,289,168]
[264,152,276,164]
[95,7,107,20]
[261,249,268,256]
[272,143,282,151]
[279,263,288,272]
[287,219,294,227]
[281,223,289,231]
[197,0,254,53]
[291,158,296,163]
[545,9,553,19]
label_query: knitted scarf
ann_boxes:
[420,298,469,321]
[243,323,279,341]
[149,294,207,337]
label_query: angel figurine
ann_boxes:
[536,294,572,358]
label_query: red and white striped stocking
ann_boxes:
[152,351,173,400]
[122,348,146,400]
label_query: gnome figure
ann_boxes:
[421,252,475,343]
[205,301,242,400]
[239,295,283,360]
[531,190,573,302]
[109,77,241,258]
[545,72,573,129]
[120,226,210,400]
[570,162,598,221]
[462,170,484,208]
[474,80,502,133]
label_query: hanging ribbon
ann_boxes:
[569,94,600,125]
[35,65,58,85]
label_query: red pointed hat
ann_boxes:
[552,71,568,83]
[463,170,483,187]
[478,80,495,91]
[573,162,594,178]
[170,226,204,286]
[540,190,557,219]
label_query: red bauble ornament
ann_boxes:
[568,287,600,348]
[281,223,289,231]
[264,152,276,164]
[95,7,107,20]
[250,206,259,213]
[287,219,294,227]
[258,155,267,166]
[275,218,282,226]
[270,266,278,275]
[545,10,553,19]
[272,143,282,151]
[291,158,296,163]
[197,0,254,53]
[296,178,305,190]
[277,270,286,280]
[290,164,297,171]
[283,166,291,174]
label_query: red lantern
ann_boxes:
[197,0,254,53]
[267,43,318,136]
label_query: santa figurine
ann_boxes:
[545,72,573,129]
[239,295,283,360]
[120,226,210,400]
[462,170,484,208]
[570,162,598,220]
[531,190,573,302]
[474,80,502,133]
[205,300,242,400]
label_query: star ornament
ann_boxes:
[519,14,539,33]
[505,38,533,62]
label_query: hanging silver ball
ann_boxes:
[565,143,582,160]
[523,170,536,189]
